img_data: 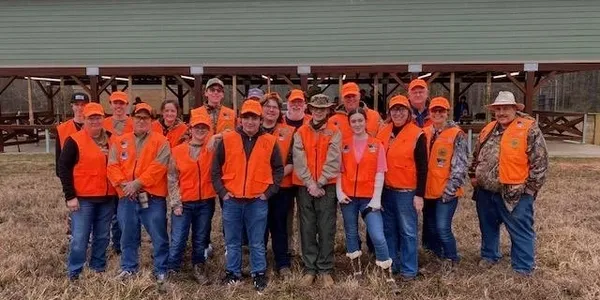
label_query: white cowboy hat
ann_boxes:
[486,91,525,111]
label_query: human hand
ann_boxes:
[66,198,79,212]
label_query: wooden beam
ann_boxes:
[34,80,52,98]
[60,77,66,121]
[449,72,455,112]
[486,72,492,122]
[311,65,408,74]
[266,76,271,93]
[100,66,189,76]
[127,76,133,113]
[0,76,16,96]
[458,82,475,96]
[423,63,523,73]
[232,75,238,114]
[505,72,526,93]
[338,75,343,103]
[161,76,167,100]
[27,78,34,125]
[99,76,115,96]
[166,84,178,98]
[373,74,379,112]
[525,71,535,114]
[174,75,192,92]
[426,72,441,84]
[386,83,399,98]
[440,83,451,92]
[280,75,295,87]
[193,75,203,109]
[71,76,92,96]
[389,73,409,92]
[0,67,86,77]
[300,74,308,91]
[533,71,558,95]
[89,76,99,102]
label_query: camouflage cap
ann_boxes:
[308,94,335,108]
[205,77,224,89]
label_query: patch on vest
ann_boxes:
[120,151,128,160]
[516,120,525,128]
[511,138,519,148]
[342,144,350,153]
[436,158,446,167]
[222,113,230,120]
[368,143,377,153]
[120,140,128,149]
[437,148,448,158]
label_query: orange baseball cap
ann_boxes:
[429,97,450,110]
[341,82,360,98]
[240,99,262,116]
[409,79,428,91]
[388,95,410,109]
[134,103,153,115]
[83,102,104,117]
[287,89,305,102]
[189,109,211,128]
[109,91,129,104]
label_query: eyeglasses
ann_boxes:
[263,104,279,111]
[133,116,152,121]
[430,108,447,114]
[192,125,209,131]
[390,106,408,113]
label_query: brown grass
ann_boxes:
[0,154,599,299]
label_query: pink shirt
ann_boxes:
[342,137,387,173]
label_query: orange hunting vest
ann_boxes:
[341,136,382,198]
[424,126,465,199]
[377,122,422,189]
[272,123,295,188]
[479,117,534,184]
[57,119,81,149]
[171,142,216,201]
[292,122,339,186]
[151,120,188,148]
[329,108,381,139]
[102,117,133,137]
[221,131,276,198]
[70,130,117,197]
[191,105,236,134]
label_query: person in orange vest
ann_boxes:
[422,97,468,270]
[292,94,341,287]
[329,82,382,139]
[409,79,432,128]
[167,109,215,284]
[377,95,428,281]
[336,107,394,283]
[152,100,188,148]
[211,100,283,292]
[103,91,134,137]
[469,91,548,276]
[57,103,115,281]
[56,92,89,176]
[260,92,295,279]
[107,103,171,289]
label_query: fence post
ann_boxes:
[45,129,50,153]
[582,113,588,144]
[468,129,473,154]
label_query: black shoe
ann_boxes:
[253,273,268,293]
[222,271,241,286]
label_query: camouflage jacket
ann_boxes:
[469,112,549,204]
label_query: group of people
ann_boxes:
[56,76,549,293]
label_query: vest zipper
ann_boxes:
[314,132,319,181]
[197,151,202,200]
[242,136,250,197]
[353,161,359,197]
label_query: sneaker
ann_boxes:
[222,271,241,286]
[193,264,210,285]
[278,267,292,280]
[115,270,134,281]
[253,273,268,293]
[204,244,214,260]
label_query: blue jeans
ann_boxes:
[340,197,390,262]
[68,198,114,278]
[265,188,294,270]
[382,188,418,277]
[111,197,121,251]
[476,189,535,273]
[223,198,268,277]
[117,196,169,275]
[169,199,215,270]
[423,198,459,261]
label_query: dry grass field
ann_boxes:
[0,154,599,300]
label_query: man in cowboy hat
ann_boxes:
[292,94,341,287]
[469,91,548,276]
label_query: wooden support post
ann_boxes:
[525,71,535,114]
[266,75,271,93]
[177,83,184,113]
[161,76,167,100]
[300,74,308,91]
[193,75,203,108]
[594,114,600,145]
[47,84,54,118]
[382,79,388,109]
[27,77,34,125]
[127,76,133,113]
[0,76,16,96]
[373,74,379,112]
[449,72,455,113]
[486,72,492,122]
[338,75,343,104]
[60,77,66,121]
[90,76,99,102]
[232,75,238,114]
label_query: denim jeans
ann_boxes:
[169,199,216,270]
[111,197,121,251]
[423,197,459,261]
[265,187,294,270]
[340,197,390,262]
[382,188,418,277]
[222,198,268,277]
[68,198,114,278]
[117,196,169,275]
[476,188,536,274]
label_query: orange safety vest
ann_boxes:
[191,105,236,134]
[151,120,188,148]
[479,117,534,184]
[272,123,295,188]
[341,136,382,198]
[329,108,381,139]
[424,126,465,199]
[377,122,422,189]
[292,122,339,186]
[56,119,81,149]
[171,142,216,201]
[70,130,117,197]
[107,132,169,197]
[221,131,276,198]
[102,116,133,137]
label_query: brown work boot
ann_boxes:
[299,274,315,287]
[321,273,334,287]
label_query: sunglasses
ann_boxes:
[133,115,152,121]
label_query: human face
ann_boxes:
[204,85,224,107]
[389,105,409,127]
[262,99,280,123]
[191,124,209,142]
[162,103,178,124]
[309,106,329,122]
[430,107,448,127]
[343,93,360,111]
[84,115,103,135]
[72,102,86,120]
[493,105,518,127]
[349,112,366,136]
[241,113,261,136]
[110,100,127,117]
[133,111,152,134]
[288,98,306,115]
[409,87,428,109]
